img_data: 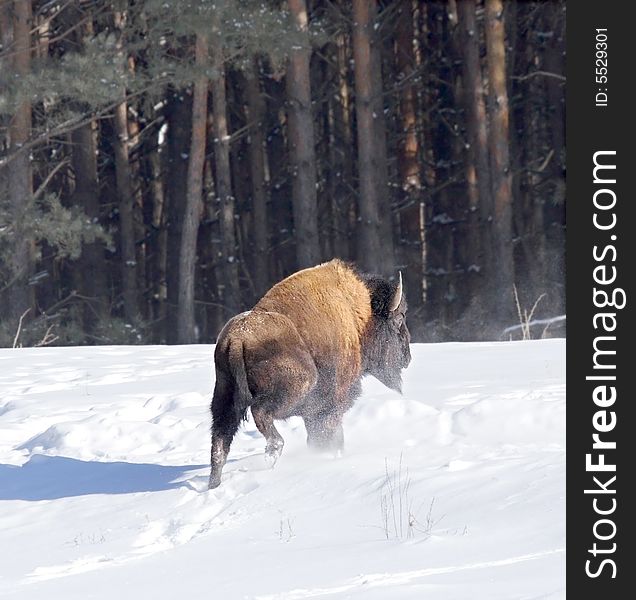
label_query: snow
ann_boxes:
[0,340,565,599]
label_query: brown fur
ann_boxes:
[255,260,372,396]
[208,259,410,489]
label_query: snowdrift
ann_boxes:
[0,340,565,599]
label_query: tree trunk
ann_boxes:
[543,4,565,179]
[369,3,395,273]
[125,60,147,322]
[352,0,392,276]
[0,6,12,127]
[542,1,566,314]
[202,156,227,338]
[330,25,354,260]
[177,33,208,343]
[485,0,515,324]
[5,1,34,324]
[312,51,332,261]
[245,59,269,298]
[395,0,423,310]
[146,140,167,338]
[514,10,544,301]
[71,122,108,323]
[457,0,492,284]
[395,1,421,197]
[210,28,240,320]
[286,0,321,269]
[427,2,457,329]
[66,9,108,329]
[413,1,433,322]
[165,91,191,343]
[113,11,139,322]
[0,5,11,267]
[263,73,295,281]
[445,0,475,326]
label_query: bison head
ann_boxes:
[362,272,412,393]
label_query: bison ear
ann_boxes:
[388,271,403,312]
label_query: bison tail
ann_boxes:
[228,340,252,422]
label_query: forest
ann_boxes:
[0,0,565,347]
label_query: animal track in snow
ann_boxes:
[132,475,260,555]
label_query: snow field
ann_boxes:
[0,340,565,599]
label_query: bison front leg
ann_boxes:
[304,411,344,454]
[251,404,284,467]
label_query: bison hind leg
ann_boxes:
[251,404,284,467]
[209,376,243,489]
[209,419,239,489]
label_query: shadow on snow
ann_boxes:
[0,455,206,501]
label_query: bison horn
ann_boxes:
[389,271,403,312]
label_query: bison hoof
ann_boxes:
[208,475,222,489]
[264,444,283,469]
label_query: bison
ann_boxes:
[208,259,411,489]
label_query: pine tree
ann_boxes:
[485,0,515,324]
[286,0,321,269]
[245,58,270,298]
[352,0,393,276]
[177,33,208,343]
[5,1,34,325]
[0,0,567,346]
